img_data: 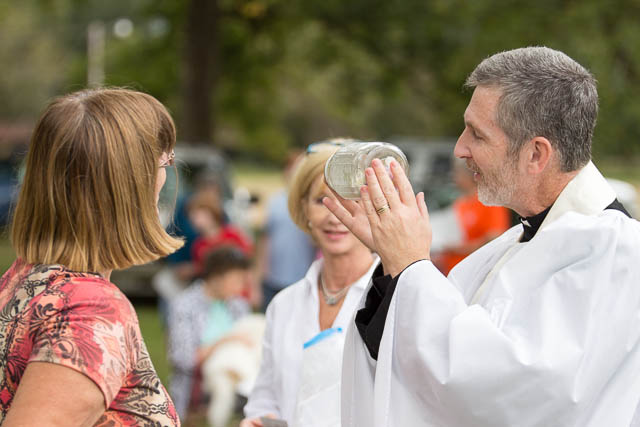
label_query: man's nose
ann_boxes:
[454,132,470,159]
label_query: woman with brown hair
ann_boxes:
[0,88,183,426]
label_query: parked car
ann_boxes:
[392,139,459,211]
[0,158,19,226]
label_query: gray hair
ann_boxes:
[466,47,598,172]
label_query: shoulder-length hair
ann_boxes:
[288,140,351,235]
[11,88,183,273]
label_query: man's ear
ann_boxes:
[522,137,553,175]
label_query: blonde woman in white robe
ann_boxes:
[240,140,378,427]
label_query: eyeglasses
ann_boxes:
[159,150,175,168]
[306,139,355,155]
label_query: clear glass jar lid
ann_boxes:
[324,142,409,200]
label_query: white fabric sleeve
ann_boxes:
[341,312,378,427]
[384,216,640,426]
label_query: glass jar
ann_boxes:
[324,142,409,200]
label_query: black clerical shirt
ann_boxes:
[355,199,632,360]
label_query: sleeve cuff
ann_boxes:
[355,259,429,359]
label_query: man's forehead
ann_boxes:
[464,86,502,125]
[463,103,482,128]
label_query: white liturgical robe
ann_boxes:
[342,162,640,427]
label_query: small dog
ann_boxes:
[202,313,267,427]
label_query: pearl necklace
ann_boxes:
[319,273,351,306]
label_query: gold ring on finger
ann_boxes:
[376,204,390,215]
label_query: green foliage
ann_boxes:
[2,0,640,161]
[0,1,69,119]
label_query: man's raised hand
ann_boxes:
[322,190,375,251]
[360,159,432,277]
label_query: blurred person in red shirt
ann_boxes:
[189,189,253,272]
[188,188,255,304]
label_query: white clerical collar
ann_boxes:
[539,161,616,232]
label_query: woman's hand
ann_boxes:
[239,417,263,427]
[239,414,278,427]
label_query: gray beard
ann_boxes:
[477,169,517,207]
[478,184,514,206]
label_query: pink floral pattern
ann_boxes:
[0,259,180,426]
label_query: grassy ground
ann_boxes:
[0,231,15,273]
[232,161,284,229]
[135,304,171,385]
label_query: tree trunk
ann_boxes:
[182,0,218,144]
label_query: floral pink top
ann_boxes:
[0,259,180,426]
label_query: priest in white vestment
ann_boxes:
[324,47,640,427]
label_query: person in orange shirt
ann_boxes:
[435,159,511,274]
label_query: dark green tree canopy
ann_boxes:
[2,0,640,162]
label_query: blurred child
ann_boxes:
[167,246,253,419]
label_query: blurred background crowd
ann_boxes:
[1,1,639,425]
